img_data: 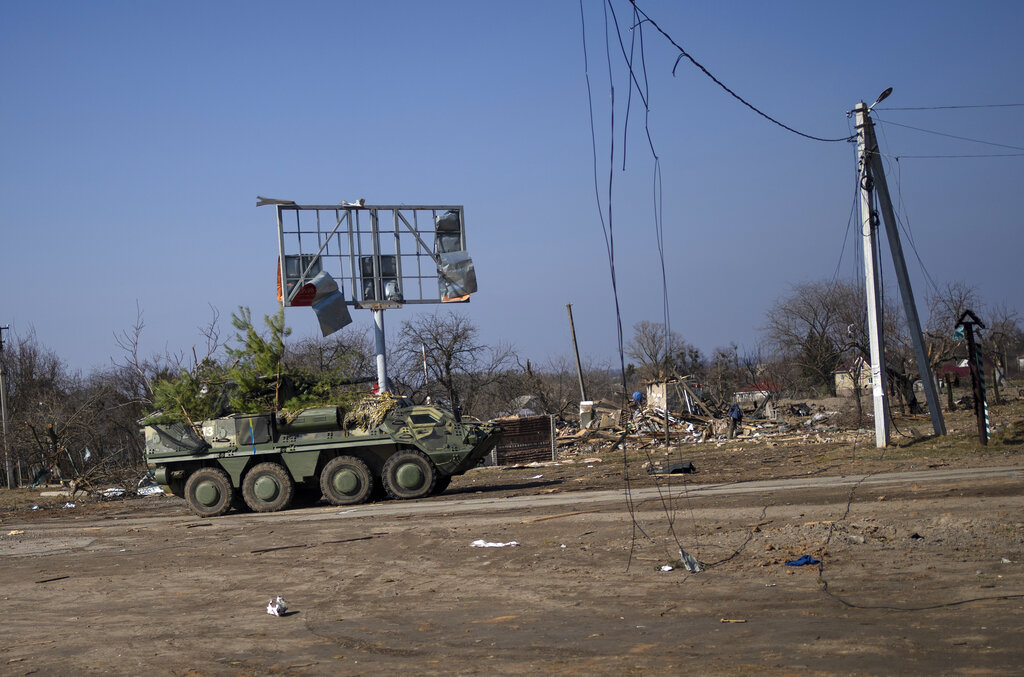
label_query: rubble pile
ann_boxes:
[555,400,868,454]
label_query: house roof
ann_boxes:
[736,381,780,393]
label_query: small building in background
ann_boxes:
[937,357,1002,387]
[733,381,781,404]
[834,358,871,396]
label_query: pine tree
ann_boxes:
[225,306,289,413]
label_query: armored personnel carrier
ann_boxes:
[143,398,501,517]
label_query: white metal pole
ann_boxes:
[855,102,891,448]
[373,309,388,394]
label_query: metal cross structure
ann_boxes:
[957,310,989,445]
[261,199,478,394]
[854,91,946,447]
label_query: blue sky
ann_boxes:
[2,1,1022,373]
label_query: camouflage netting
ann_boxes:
[343,392,398,430]
[151,422,211,453]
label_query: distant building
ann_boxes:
[834,357,871,396]
[937,357,1001,387]
[733,381,781,404]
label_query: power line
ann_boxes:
[874,117,1024,152]
[627,0,854,143]
[886,154,942,296]
[893,152,1024,159]
[877,103,1024,111]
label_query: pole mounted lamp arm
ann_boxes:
[868,87,893,113]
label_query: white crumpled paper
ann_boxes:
[471,539,519,548]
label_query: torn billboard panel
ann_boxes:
[434,210,476,302]
[439,251,477,302]
[292,270,352,336]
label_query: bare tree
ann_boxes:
[984,303,1022,403]
[394,312,516,418]
[763,279,918,409]
[286,326,374,383]
[705,344,742,406]
[925,281,983,373]
[626,321,701,382]
[764,281,849,396]
[507,355,618,421]
[1,330,112,483]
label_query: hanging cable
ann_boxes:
[582,0,647,570]
[874,117,1024,152]
[877,103,1024,111]
[893,152,1024,159]
[627,0,853,143]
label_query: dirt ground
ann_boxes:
[2,403,1023,675]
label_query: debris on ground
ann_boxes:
[266,596,289,616]
[785,555,821,567]
[553,397,856,457]
[471,540,520,548]
[647,461,696,475]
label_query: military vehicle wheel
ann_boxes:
[382,450,436,500]
[431,476,452,495]
[184,468,234,518]
[241,462,294,513]
[320,456,373,505]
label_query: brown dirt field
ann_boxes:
[1,402,1022,675]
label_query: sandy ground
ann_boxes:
[2,405,1023,675]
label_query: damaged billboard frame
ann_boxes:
[260,198,479,392]
[267,201,476,314]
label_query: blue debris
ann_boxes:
[785,555,820,567]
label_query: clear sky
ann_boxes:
[2,1,1022,373]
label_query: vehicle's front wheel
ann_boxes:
[241,462,294,513]
[382,450,436,500]
[184,467,234,518]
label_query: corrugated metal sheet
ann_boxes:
[488,415,555,466]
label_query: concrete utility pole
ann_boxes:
[854,92,947,447]
[855,102,891,448]
[1,325,11,489]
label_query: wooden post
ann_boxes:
[944,373,955,412]
[566,304,588,403]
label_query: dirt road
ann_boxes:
[2,462,1023,675]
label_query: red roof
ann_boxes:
[736,381,781,393]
